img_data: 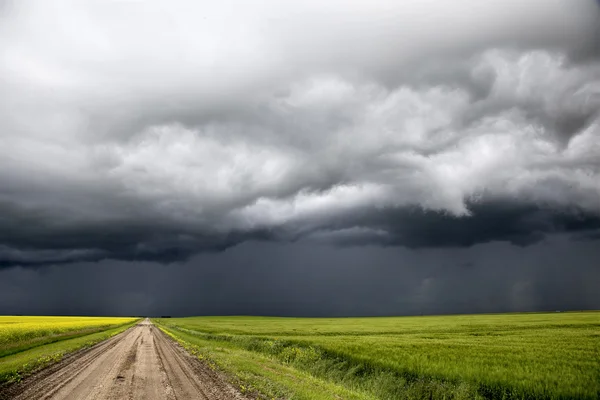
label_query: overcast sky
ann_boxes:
[1,0,599,316]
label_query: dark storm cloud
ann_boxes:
[0,200,277,267]
[1,0,600,267]
[0,240,598,316]
[312,201,600,248]
[3,197,600,267]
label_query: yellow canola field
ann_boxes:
[0,316,137,347]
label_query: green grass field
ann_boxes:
[154,312,600,400]
[0,316,139,383]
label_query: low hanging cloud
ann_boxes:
[1,0,600,267]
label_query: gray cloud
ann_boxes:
[1,0,600,267]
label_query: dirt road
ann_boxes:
[2,319,247,400]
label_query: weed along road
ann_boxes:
[4,319,246,400]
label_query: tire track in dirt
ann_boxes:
[1,319,248,400]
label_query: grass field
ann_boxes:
[0,316,139,383]
[154,312,600,400]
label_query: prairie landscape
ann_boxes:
[1,312,597,399]
[155,312,600,400]
[2,0,600,399]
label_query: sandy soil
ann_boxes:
[1,319,248,400]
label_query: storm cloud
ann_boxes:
[1,238,599,317]
[1,0,600,270]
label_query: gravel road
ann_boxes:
[1,319,247,400]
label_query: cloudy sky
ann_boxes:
[1,0,599,316]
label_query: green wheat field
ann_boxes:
[154,311,600,400]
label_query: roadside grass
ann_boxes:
[154,312,600,400]
[0,327,124,359]
[0,317,139,384]
[159,325,376,400]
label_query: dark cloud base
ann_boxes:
[350,200,600,248]
[4,198,599,268]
